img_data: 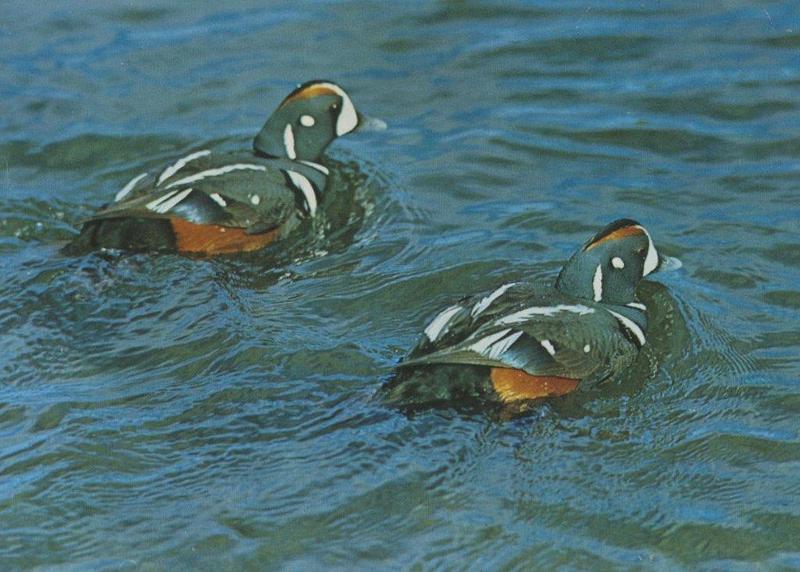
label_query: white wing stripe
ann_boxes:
[497,304,595,325]
[145,190,179,211]
[148,188,193,214]
[209,193,227,207]
[468,328,512,356]
[164,164,267,189]
[485,330,523,360]
[424,305,462,342]
[115,172,149,202]
[471,282,516,317]
[157,150,211,186]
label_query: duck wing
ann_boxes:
[85,151,326,235]
[401,282,639,381]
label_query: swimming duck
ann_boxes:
[65,80,383,255]
[381,219,680,410]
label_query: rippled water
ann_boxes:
[2,1,800,569]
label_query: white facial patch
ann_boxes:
[283,124,297,159]
[612,257,625,269]
[583,344,591,353]
[300,114,315,127]
[636,225,659,276]
[593,264,603,302]
[313,82,358,136]
[250,194,261,206]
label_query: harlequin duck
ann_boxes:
[65,80,384,255]
[380,219,681,410]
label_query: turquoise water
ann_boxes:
[2,1,799,569]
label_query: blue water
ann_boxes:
[2,1,799,569]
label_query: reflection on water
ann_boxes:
[2,1,800,569]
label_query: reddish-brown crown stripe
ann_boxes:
[585,225,644,251]
[281,85,339,106]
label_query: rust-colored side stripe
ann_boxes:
[490,367,579,402]
[170,218,278,255]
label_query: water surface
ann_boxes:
[2,1,799,569]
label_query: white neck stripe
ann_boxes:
[285,169,318,216]
[607,309,646,347]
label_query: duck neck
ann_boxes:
[555,253,637,305]
[253,117,330,162]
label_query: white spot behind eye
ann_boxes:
[612,257,625,269]
[300,115,315,127]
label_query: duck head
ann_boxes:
[555,219,676,305]
[254,80,382,162]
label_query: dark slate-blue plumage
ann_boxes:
[66,80,380,255]
[381,219,678,409]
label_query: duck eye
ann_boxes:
[329,103,339,111]
[635,246,646,256]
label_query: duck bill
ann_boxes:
[657,254,683,273]
[355,111,387,132]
